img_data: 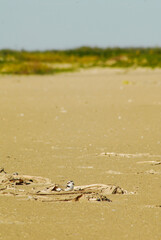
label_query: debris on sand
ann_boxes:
[0,168,128,202]
[100,152,161,158]
[145,205,161,209]
[137,160,161,165]
[0,167,6,174]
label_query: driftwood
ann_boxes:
[0,168,127,202]
[100,152,161,158]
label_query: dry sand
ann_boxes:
[0,68,161,240]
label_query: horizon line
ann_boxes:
[1,45,161,52]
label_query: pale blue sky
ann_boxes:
[0,0,161,50]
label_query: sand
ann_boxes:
[0,68,161,240]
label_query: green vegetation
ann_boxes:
[0,47,161,74]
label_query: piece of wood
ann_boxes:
[0,168,127,202]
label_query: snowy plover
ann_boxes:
[65,180,74,191]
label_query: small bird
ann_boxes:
[65,180,74,191]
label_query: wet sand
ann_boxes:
[0,68,161,240]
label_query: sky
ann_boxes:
[0,0,161,50]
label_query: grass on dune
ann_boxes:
[0,47,161,75]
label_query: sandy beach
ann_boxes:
[0,68,161,240]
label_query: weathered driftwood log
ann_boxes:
[0,173,51,186]
[0,168,127,202]
[74,184,125,194]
